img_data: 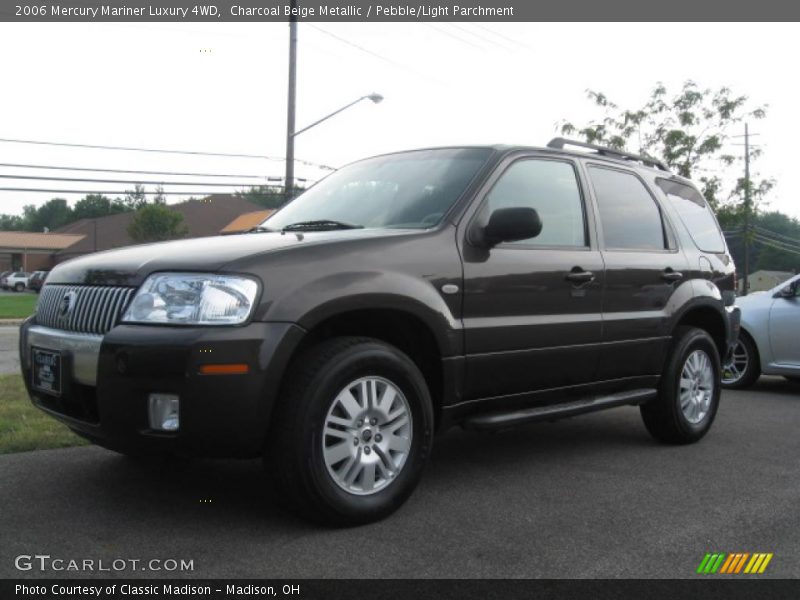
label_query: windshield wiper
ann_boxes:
[281,220,363,232]
[244,226,275,233]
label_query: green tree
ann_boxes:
[152,185,167,205]
[22,198,73,231]
[236,185,303,209]
[127,203,188,243]
[0,214,25,230]
[123,184,148,210]
[72,194,131,220]
[559,81,771,208]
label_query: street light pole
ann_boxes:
[284,5,298,202]
[293,94,384,137]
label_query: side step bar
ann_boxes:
[462,388,657,431]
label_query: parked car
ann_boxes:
[4,271,30,292]
[27,271,49,293]
[19,139,739,525]
[0,271,12,289]
[722,273,800,388]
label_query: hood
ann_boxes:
[48,228,411,286]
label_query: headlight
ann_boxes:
[122,273,259,326]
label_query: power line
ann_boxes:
[448,24,507,50]
[0,137,336,170]
[306,25,443,86]
[0,173,286,188]
[423,23,485,50]
[307,25,406,68]
[0,187,283,196]
[473,24,533,51]
[751,234,800,255]
[0,161,301,181]
[753,225,800,245]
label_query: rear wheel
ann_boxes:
[721,333,760,389]
[641,327,721,444]
[266,336,434,526]
[14,282,24,292]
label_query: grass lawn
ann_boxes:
[0,294,37,319]
[0,374,88,454]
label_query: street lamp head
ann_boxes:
[367,93,384,104]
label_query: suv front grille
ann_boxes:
[36,284,136,335]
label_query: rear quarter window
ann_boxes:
[656,178,725,253]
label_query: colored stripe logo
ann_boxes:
[697,552,773,574]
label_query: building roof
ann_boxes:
[220,210,274,234]
[0,231,85,251]
[751,270,794,279]
[55,195,263,258]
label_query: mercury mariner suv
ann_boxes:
[20,139,740,525]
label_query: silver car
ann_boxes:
[722,273,800,388]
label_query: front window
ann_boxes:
[263,148,493,231]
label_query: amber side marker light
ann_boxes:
[199,363,250,375]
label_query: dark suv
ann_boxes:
[20,139,739,525]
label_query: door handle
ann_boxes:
[661,268,683,282]
[565,269,595,284]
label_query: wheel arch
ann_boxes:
[672,301,729,361]
[283,304,457,431]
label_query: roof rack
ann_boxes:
[547,137,670,172]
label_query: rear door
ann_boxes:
[584,164,689,380]
[460,155,605,401]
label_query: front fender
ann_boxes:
[265,270,462,357]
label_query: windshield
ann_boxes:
[263,148,493,231]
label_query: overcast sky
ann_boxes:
[0,22,798,218]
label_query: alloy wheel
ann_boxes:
[679,349,715,424]
[722,340,749,385]
[322,376,413,496]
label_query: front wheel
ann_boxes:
[641,327,721,444]
[14,283,24,292]
[266,337,434,526]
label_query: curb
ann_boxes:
[0,319,24,326]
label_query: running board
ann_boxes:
[462,388,657,431]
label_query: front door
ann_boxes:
[769,280,800,366]
[461,156,604,401]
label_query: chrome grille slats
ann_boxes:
[104,288,123,333]
[36,284,136,335]
[81,287,102,333]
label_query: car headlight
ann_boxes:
[122,273,259,326]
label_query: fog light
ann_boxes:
[148,394,180,432]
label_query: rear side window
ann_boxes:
[657,178,725,253]
[587,166,667,251]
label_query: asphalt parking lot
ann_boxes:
[1,375,798,579]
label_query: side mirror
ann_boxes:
[480,207,542,247]
[774,282,798,299]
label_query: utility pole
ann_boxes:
[284,1,297,203]
[742,123,751,296]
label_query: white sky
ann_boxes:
[0,22,798,218]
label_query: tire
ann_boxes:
[641,326,721,444]
[14,283,24,292]
[721,333,760,389]
[266,336,434,526]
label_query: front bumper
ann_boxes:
[19,318,305,458]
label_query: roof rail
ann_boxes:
[547,137,670,172]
